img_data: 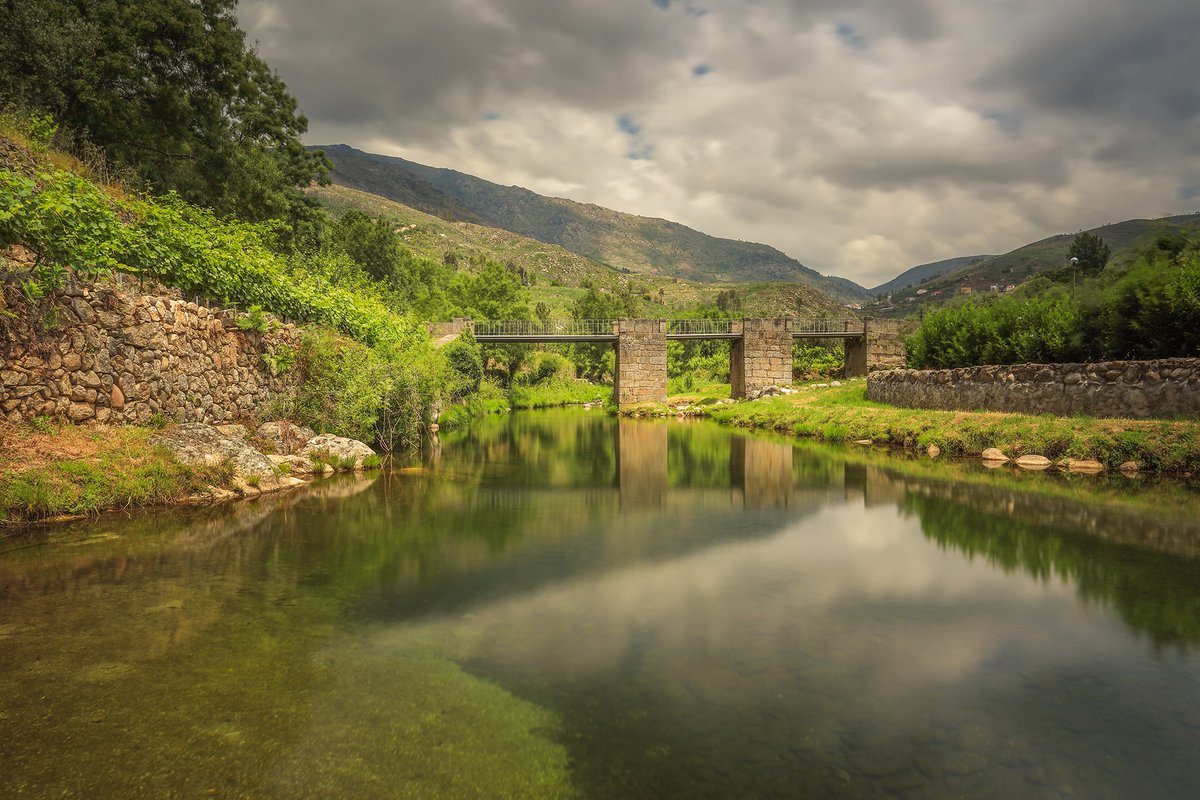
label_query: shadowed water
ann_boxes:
[1,410,1199,798]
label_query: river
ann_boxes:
[1,410,1199,799]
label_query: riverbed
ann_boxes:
[2,410,1198,798]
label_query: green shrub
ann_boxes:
[443,335,483,399]
[236,305,273,334]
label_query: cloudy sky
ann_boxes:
[238,0,1200,288]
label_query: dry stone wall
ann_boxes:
[867,358,1200,419]
[0,279,300,425]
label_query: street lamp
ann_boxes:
[1070,256,1079,298]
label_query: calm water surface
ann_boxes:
[2,410,1199,798]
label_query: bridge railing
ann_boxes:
[473,319,617,337]
[791,317,865,335]
[667,319,735,336]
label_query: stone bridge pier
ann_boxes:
[615,319,668,406]
[731,318,793,399]
[845,318,906,377]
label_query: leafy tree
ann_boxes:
[0,0,329,222]
[442,335,483,400]
[334,210,405,284]
[1068,232,1112,275]
[569,287,625,381]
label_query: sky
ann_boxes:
[238,0,1200,288]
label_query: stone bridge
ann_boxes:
[430,317,905,408]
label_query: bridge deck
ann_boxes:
[468,318,879,343]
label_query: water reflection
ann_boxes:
[1,410,1199,799]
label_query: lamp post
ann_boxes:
[1070,256,1079,298]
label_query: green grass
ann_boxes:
[0,425,232,525]
[510,378,608,410]
[703,380,1200,474]
[439,379,512,429]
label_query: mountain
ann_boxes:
[869,255,993,297]
[317,144,870,303]
[876,213,1200,312]
[309,183,853,318]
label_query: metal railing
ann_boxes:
[667,319,735,336]
[791,317,865,335]
[473,319,616,338]
[468,317,879,339]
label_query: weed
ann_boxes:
[362,454,382,470]
[245,474,261,488]
[147,412,169,429]
[337,455,358,470]
[29,415,54,434]
[235,304,273,334]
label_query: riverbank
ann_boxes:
[696,379,1200,474]
[0,419,379,526]
[0,421,231,525]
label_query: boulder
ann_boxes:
[980,448,1010,463]
[298,434,376,469]
[151,423,276,479]
[1014,454,1052,470]
[1066,458,1105,474]
[267,453,315,475]
[253,421,316,455]
[1119,460,1141,474]
[215,423,248,439]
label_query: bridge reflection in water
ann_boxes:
[617,419,795,511]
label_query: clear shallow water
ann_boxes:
[2,411,1200,799]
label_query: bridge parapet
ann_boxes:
[474,319,617,339]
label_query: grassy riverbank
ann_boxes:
[699,379,1200,474]
[0,420,232,526]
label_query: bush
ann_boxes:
[287,328,436,452]
[443,335,483,399]
[0,165,424,349]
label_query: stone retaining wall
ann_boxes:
[0,279,300,425]
[867,358,1200,419]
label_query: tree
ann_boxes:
[0,0,329,222]
[569,288,624,381]
[1068,232,1112,275]
[334,210,404,284]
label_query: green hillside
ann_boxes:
[870,255,993,297]
[318,144,870,303]
[310,184,852,318]
[876,214,1200,314]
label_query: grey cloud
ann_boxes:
[984,0,1200,126]
[242,0,683,137]
[238,0,1200,283]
